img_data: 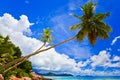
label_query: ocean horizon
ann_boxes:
[44,76,120,80]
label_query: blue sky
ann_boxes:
[0,0,120,76]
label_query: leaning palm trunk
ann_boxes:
[27,35,76,57]
[36,42,46,52]
[2,42,47,74]
[0,42,46,72]
[0,36,76,73]
[2,57,28,75]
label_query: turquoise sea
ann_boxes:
[44,76,120,80]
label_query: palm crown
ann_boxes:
[70,2,112,45]
[40,28,53,45]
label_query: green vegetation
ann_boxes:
[0,35,32,80]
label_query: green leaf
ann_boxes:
[69,23,82,30]
[71,14,81,19]
[94,12,110,21]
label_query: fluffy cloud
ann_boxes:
[113,56,120,61]
[78,60,90,67]
[90,50,120,68]
[30,48,81,74]
[0,13,40,55]
[0,13,33,34]
[90,50,111,67]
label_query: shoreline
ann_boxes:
[0,72,52,80]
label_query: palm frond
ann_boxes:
[97,31,109,39]
[69,23,82,30]
[71,14,81,19]
[94,12,110,21]
[82,2,95,17]
[77,27,88,42]
[105,25,112,32]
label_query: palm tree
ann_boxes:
[42,28,53,44]
[0,2,112,73]
[35,28,53,52]
[70,2,112,45]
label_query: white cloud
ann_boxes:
[90,50,120,68]
[111,36,120,45]
[0,13,37,55]
[0,13,33,34]
[30,48,81,74]
[91,50,111,67]
[78,59,90,67]
[108,62,120,67]
[113,56,120,61]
